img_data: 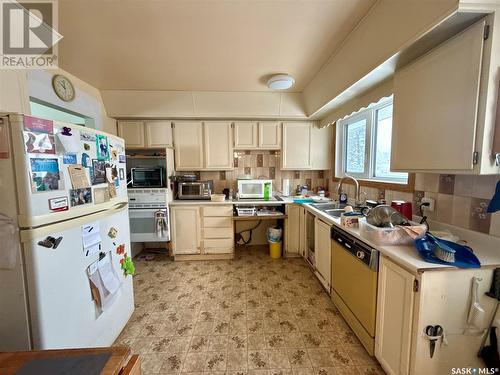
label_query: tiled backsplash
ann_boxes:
[413,173,498,236]
[331,173,499,237]
[189,151,329,195]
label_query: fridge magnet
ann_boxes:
[24,115,54,134]
[105,163,118,183]
[108,182,117,198]
[48,196,69,212]
[108,227,118,239]
[119,168,125,181]
[81,153,90,168]
[63,153,77,164]
[29,158,63,192]
[116,243,125,254]
[61,126,72,136]
[118,154,126,163]
[37,236,63,249]
[93,186,110,204]
[110,148,118,161]
[0,120,10,159]
[96,134,109,161]
[120,255,135,276]
[91,159,106,185]
[80,131,96,142]
[83,143,91,151]
[24,131,56,154]
[68,164,90,189]
[69,188,92,206]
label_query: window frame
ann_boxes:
[336,97,408,185]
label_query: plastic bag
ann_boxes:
[267,227,282,243]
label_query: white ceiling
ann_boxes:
[58,0,375,92]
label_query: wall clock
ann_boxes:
[52,74,75,102]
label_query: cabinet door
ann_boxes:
[314,218,331,290]
[117,121,145,148]
[145,121,173,148]
[285,204,301,256]
[391,20,485,171]
[281,122,312,169]
[258,121,281,149]
[171,206,201,255]
[234,122,258,149]
[173,121,204,170]
[204,121,233,170]
[375,255,415,375]
[311,125,332,170]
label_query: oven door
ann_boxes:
[129,208,170,242]
[238,181,264,198]
[131,168,163,187]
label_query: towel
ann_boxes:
[487,180,500,213]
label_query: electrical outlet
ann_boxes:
[421,197,435,212]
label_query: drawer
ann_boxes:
[203,238,234,249]
[202,205,233,217]
[203,217,232,228]
[203,227,233,239]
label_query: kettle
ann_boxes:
[361,205,409,228]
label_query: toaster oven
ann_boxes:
[177,180,213,200]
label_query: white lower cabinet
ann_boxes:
[285,204,304,256]
[171,204,233,257]
[375,255,415,375]
[171,206,201,255]
[314,218,331,291]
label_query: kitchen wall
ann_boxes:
[189,150,329,195]
[0,69,117,135]
[413,173,499,237]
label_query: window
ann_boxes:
[336,97,408,183]
[30,98,95,128]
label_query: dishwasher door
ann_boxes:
[331,231,378,337]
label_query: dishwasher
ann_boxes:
[331,228,378,355]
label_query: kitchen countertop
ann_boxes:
[170,196,294,206]
[302,203,500,273]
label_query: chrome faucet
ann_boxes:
[336,175,361,206]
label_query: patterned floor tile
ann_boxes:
[115,246,385,375]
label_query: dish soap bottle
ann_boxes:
[264,181,271,201]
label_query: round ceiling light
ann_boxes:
[267,74,295,90]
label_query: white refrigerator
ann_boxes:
[0,113,134,350]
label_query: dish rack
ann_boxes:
[236,207,256,216]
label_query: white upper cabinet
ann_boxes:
[204,121,233,170]
[117,121,145,148]
[281,122,312,170]
[311,125,332,170]
[233,121,281,150]
[392,16,500,174]
[234,121,258,149]
[173,121,204,170]
[117,120,173,149]
[145,120,173,148]
[258,121,281,149]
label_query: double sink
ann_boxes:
[309,202,348,218]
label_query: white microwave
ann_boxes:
[238,179,272,199]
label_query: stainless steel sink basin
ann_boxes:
[324,209,345,218]
[310,203,339,210]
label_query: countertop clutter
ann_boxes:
[302,202,500,272]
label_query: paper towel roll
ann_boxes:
[282,179,290,196]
